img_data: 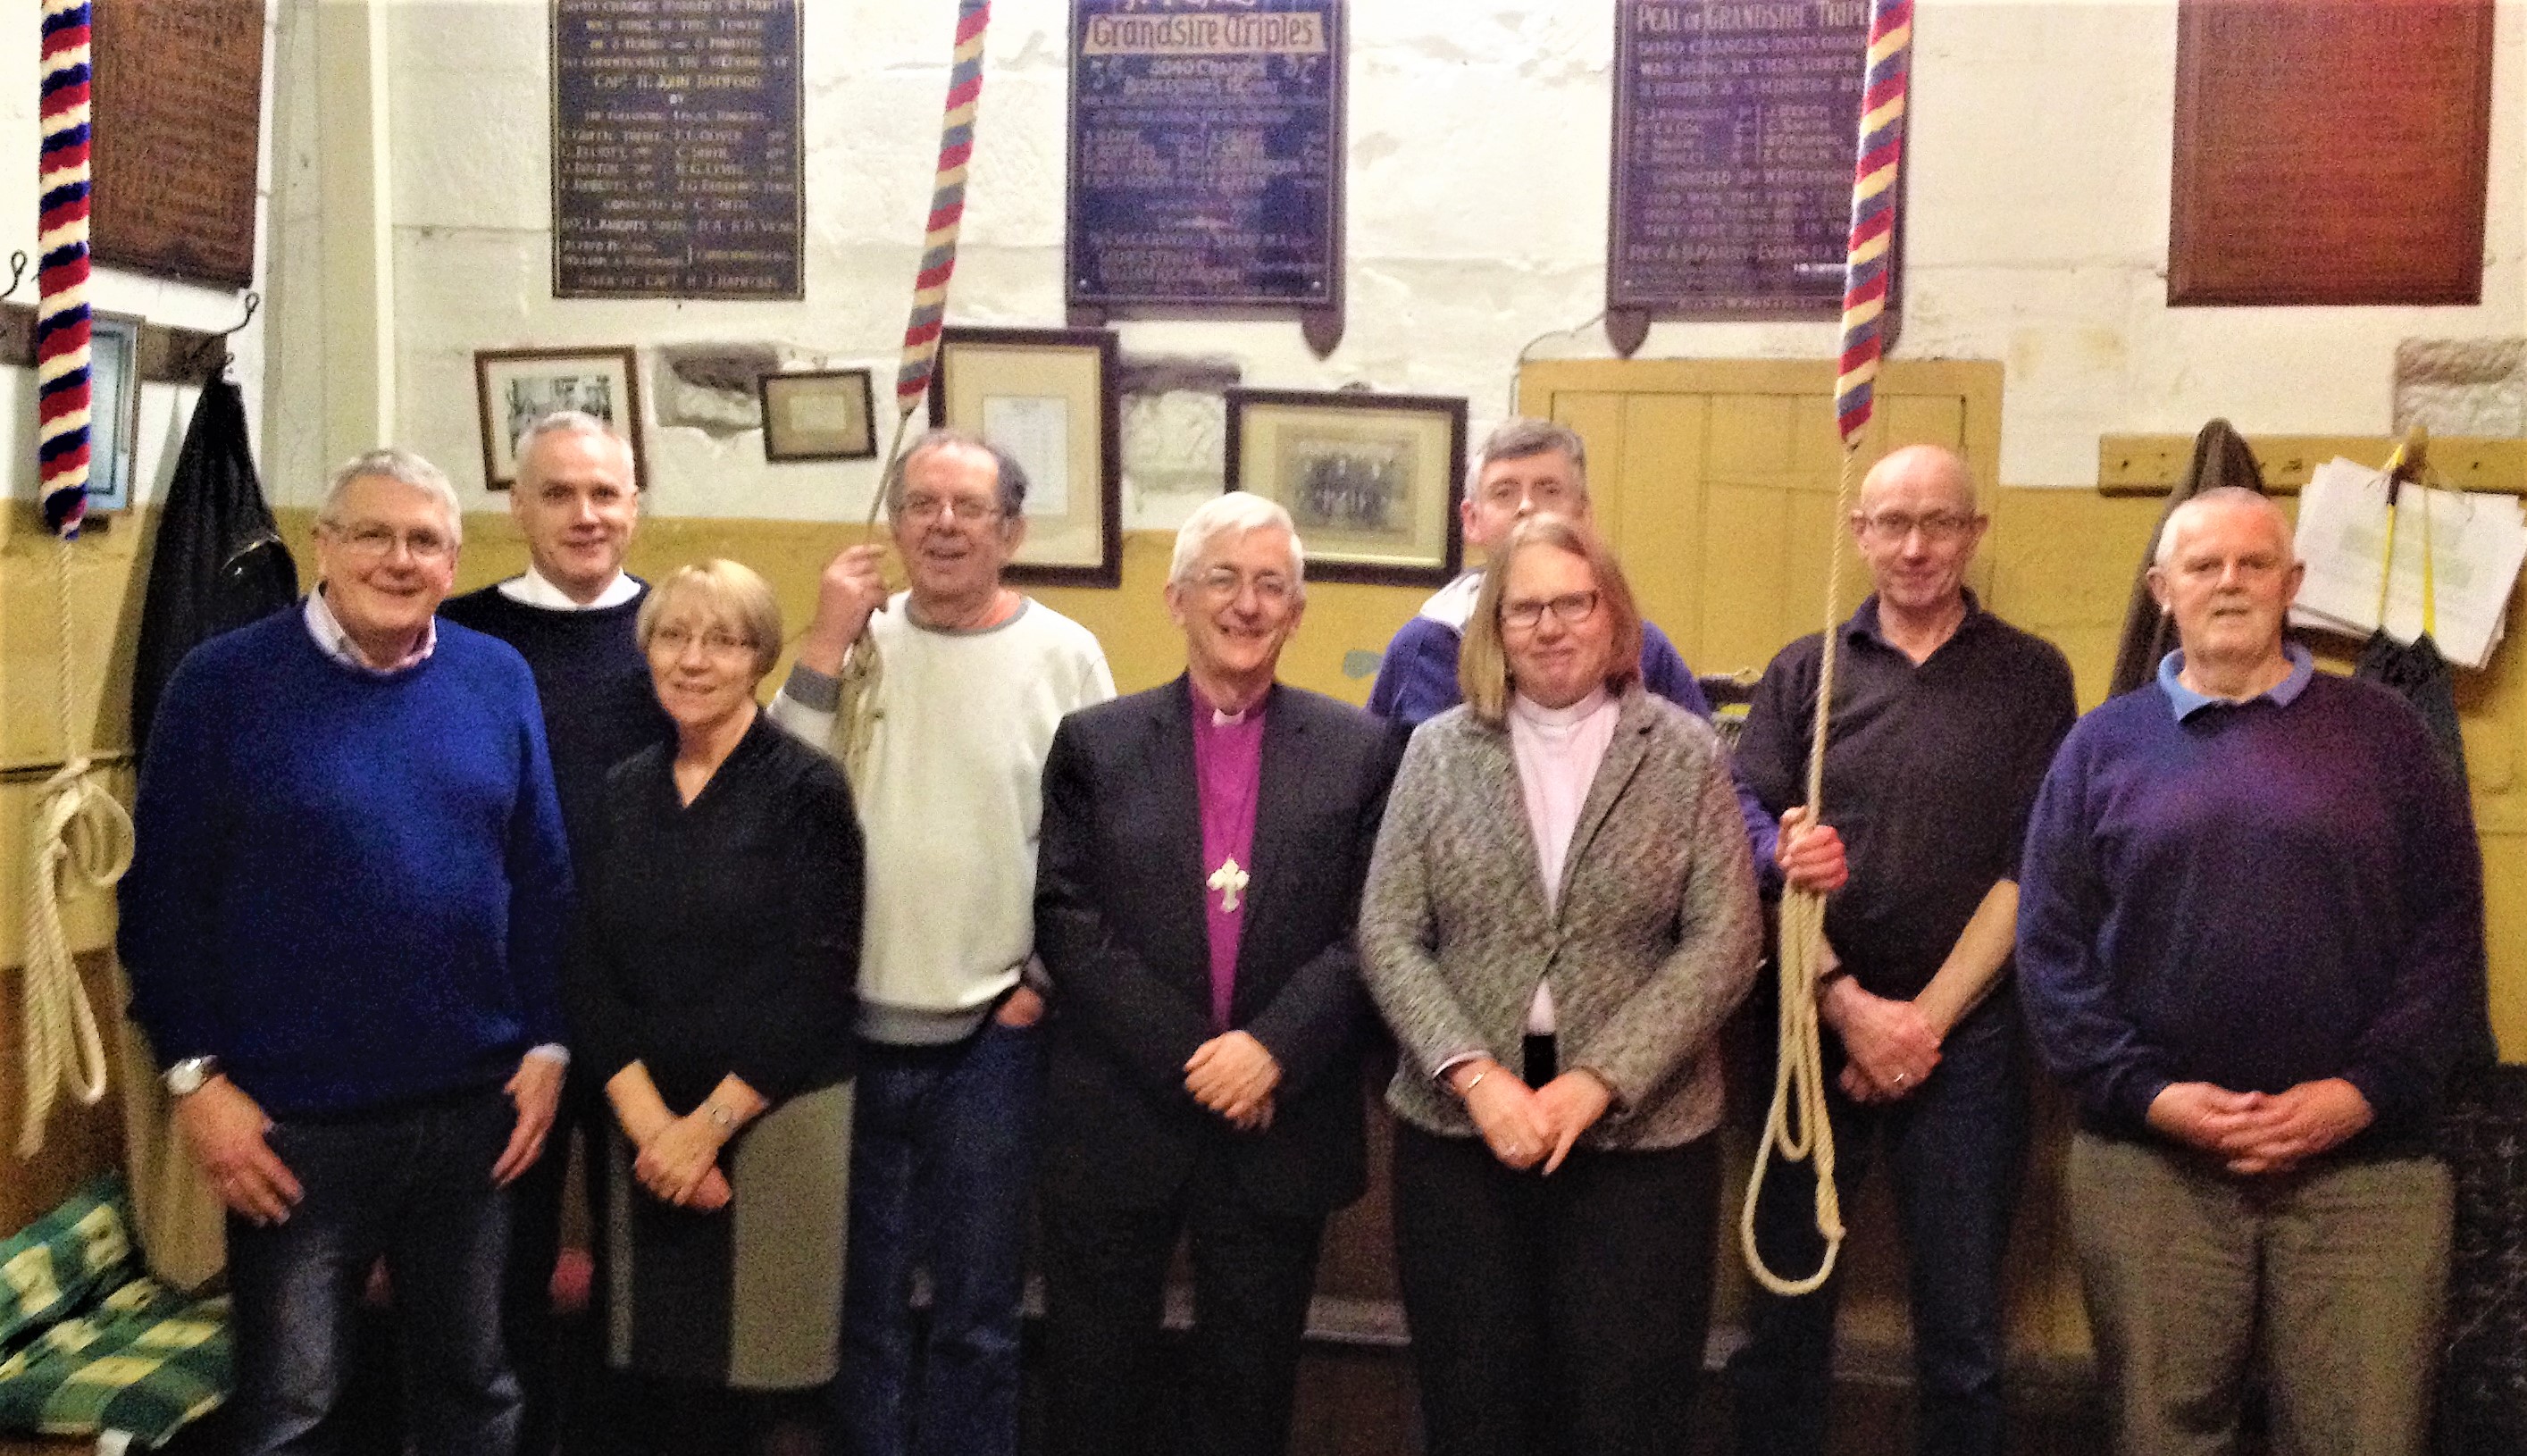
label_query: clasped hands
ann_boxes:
[1450,1059,1612,1174]
[1778,808,1945,1105]
[1186,1030,1279,1132]
[2147,1077,2374,1176]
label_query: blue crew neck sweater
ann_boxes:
[119,607,574,1117]
[2016,670,2483,1153]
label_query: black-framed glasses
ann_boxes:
[1502,590,1599,632]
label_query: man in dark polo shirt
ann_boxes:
[2018,487,2480,1456]
[1728,444,2076,1456]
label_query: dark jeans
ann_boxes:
[1729,991,2030,1456]
[227,1084,521,1456]
[1393,1123,1720,1456]
[1041,1163,1326,1456]
[833,1018,1042,1456]
[504,1080,609,1456]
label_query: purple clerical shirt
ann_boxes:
[1191,690,1267,1030]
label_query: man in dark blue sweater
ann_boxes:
[122,448,573,1456]
[441,412,671,1456]
[2018,487,2482,1456]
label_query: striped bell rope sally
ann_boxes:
[21,0,127,1160]
[833,0,991,787]
[1741,0,1912,1300]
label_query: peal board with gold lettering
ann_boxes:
[1067,0,1344,352]
[1606,0,1889,356]
[91,0,264,290]
[552,0,803,299]
[2170,0,2491,306]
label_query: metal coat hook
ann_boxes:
[189,290,260,375]
[0,251,28,303]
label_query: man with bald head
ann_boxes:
[2018,487,2482,1456]
[1730,443,2075,1456]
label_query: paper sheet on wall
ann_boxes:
[2290,456,2526,670]
[982,394,1071,517]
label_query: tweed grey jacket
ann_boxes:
[1360,688,1761,1150]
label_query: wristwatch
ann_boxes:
[163,1057,220,1097]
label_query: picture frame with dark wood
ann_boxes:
[473,346,645,490]
[83,311,145,513]
[926,326,1122,588]
[1224,388,1466,587]
[760,369,878,462]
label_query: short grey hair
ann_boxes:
[1170,491,1306,599]
[883,428,1028,522]
[2154,485,2292,568]
[320,448,464,547]
[515,411,637,488]
[1468,418,1589,498]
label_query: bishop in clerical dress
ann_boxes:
[1033,491,1402,1456]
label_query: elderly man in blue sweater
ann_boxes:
[121,448,573,1456]
[2018,487,2482,1456]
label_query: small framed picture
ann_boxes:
[1225,388,1467,586]
[83,311,144,513]
[473,346,645,490]
[927,326,1122,588]
[760,369,878,462]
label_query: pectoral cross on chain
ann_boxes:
[1208,857,1250,913]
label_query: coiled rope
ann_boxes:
[19,537,131,1158]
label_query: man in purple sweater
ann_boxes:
[2018,487,2482,1456]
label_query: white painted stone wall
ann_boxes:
[9,1,2521,520]
[0,2,281,521]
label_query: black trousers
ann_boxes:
[502,1080,614,1456]
[1040,1166,1329,1456]
[1393,1124,1720,1456]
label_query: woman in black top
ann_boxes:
[565,559,861,1456]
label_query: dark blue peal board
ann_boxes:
[1067,0,1343,310]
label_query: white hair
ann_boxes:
[2154,486,2292,568]
[320,448,463,546]
[515,411,636,487]
[1170,491,1305,597]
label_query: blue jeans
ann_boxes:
[1729,989,2029,1456]
[833,1018,1042,1456]
[226,1084,521,1456]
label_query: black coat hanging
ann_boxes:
[129,366,297,756]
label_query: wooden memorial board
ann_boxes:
[90,0,265,290]
[551,0,803,299]
[1067,0,1345,354]
[1606,0,1888,355]
[2170,0,2492,306]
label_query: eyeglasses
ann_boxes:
[324,522,456,563]
[1853,510,1979,543]
[1502,590,1599,632]
[1479,479,1580,511]
[1196,567,1296,607]
[900,492,1005,526]
[649,623,755,658]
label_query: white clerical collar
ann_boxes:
[305,587,435,675]
[498,565,639,610]
[1510,687,1612,733]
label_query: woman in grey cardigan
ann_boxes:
[1360,515,1761,1456]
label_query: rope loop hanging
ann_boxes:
[1741,0,1912,1298]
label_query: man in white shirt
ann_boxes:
[769,428,1114,1456]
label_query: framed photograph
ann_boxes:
[1225,388,1467,587]
[761,369,877,462]
[927,326,1121,588]
[473,346,645,490]
[83,311,145,513]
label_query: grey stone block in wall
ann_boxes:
[2393,338,2527,437]
[657,344,786,435]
